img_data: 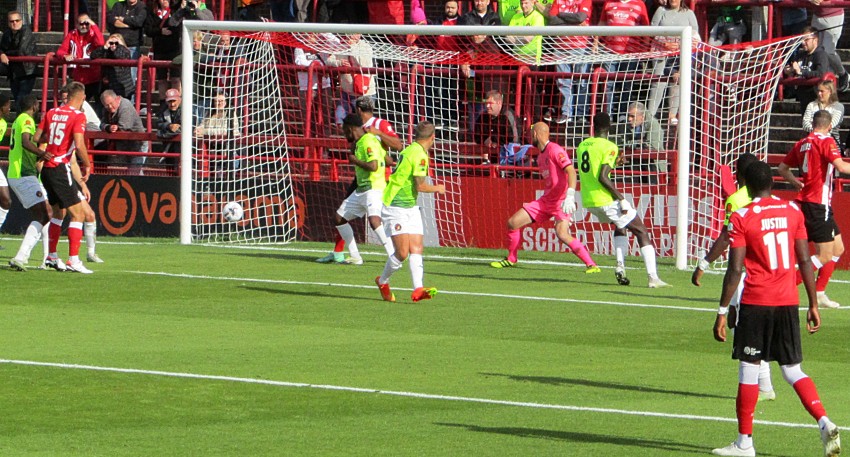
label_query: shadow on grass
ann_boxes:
[239,285,360,301]
[434,423,711,454]
[479,373,733,400]
[605,290,714,303]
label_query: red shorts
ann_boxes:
[523,199,570,223]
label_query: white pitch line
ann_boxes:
[0,358,821,430]
[127,270,713,312]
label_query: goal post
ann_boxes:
[179,20,800,270]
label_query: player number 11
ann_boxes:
[762,231,790,270]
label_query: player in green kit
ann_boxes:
[329,113,395,265]
[576,112,670,288]
[7,95,56,271]
[0,94,13,239]
[691,152,777,402]
[375,121,446,303]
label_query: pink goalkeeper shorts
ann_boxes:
[523,199,571,223]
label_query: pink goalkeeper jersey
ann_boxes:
[538,141,573,206]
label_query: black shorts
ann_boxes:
[801,201,840,243]
[41,164,82,209]
[732,304,803,365]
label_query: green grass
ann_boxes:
[1,238,848,456]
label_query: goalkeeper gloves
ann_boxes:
[561,188,576,215]
[619,199,633,213]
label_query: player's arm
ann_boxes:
[22,131,52,161]
[347,152,378,172]
[414,176,446,195]
[776,162,802,191]
[713,245,744,342]
[367,127,403,151]
[796,237,820,333]
[692,228,731,286]
[69,151,92,201]
[832,157,850,175]
[598,163,625,201]
[73,131,91,181]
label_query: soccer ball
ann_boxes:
[222,201,244,222]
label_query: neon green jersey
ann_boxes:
[508,10,545,64]
[384,142,429,208]
[576,136,620,208]
[353,132,387,192]
[724,185,751,225]
[7,112,38,179]
[498,0,521,25]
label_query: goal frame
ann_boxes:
[180,21,693,269]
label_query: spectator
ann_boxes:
[507,0,544,64]
[646,0,699,126]
[598,0,649,119]
[458,0,499,26]
[293,46,333,134]
[195,92,242,170]
[414,0,461,130]
[325,34,376,125]
[802,79,844,145]
[616,102,663,151]
[145,0,182,101]
[107,0,147,85]
[368,0,404,25]
[811,2,849,92]
[99,89,145,167]
[782,8,808,37]
[784,27,830,115]
[91,33,135,100]
[156,88,182,153]
[459,0,501,134]
[474,90,520,164]
[498,0,521,25]
[56,14,104,103]
[0,11,37,111]
[708,5,745,46]
[543,0,592,125]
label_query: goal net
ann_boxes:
[181,22,801,268]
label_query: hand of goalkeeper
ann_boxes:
[561,188,576,215]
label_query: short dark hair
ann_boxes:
[736,152,758,179]
[593,112,611,134]
[744,160,773,195]
[414,121,435,140]
[354,96,374,113]
[0,93,10,107]
[801,26,818,36]
[813,110,833,130]
[18,94,37,112]
[342,113,362,128]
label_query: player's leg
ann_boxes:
[83,201,103,263]
[730,272,776,401]
[0,168,11,250]
[405,210,435,302]
[8,178,51,270]
[366,189,393,257]
[41,170,67,271]
[376,207,405,301]
[554,217,598,272]
[317,179,356,264]
[491,207,532,268]
[64,200,92,273]
[815,234,843,308]
[588,205,630,284]
[624,216,670,288]
[780,365,839,454]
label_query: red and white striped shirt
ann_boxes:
[782,131,842,206]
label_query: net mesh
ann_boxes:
[189,25,801,265]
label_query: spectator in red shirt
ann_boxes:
[56,13,104,104]
[542,0,592,124]
[598,0,649,119]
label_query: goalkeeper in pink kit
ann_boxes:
[491,122,599,272]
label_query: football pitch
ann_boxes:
[1,238,848,456]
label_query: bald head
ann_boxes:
[531,122,550,148]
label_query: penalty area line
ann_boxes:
[0,358,819,430]
[126,270,712,313]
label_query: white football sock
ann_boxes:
[811,255,823,270]
[640,244,658,279]
[379,254,403,284]
[613,235,628,269]
[372,226,394,256]
[408,253,424,289]
[336,223,360,259]
[0,207,8,229]
[84,221,97,255]
[758,361,773,392]
[42,223,50,261]
[14,221,43,263]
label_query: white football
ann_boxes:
[222,201,244,222]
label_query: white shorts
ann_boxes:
[0,167,7,187]
[588,200,637,229]
[382,205,424,236]
[8,176,48,209]
[336,188,384,220]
